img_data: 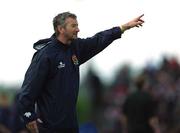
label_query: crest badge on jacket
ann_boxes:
[72,55,79,65]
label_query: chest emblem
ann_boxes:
[58,61,65,69]
[72,55,79,65]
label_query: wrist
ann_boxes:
[120,23,131,33]
[120,25,125,33]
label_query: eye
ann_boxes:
[72,24,78,28]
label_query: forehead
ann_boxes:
[65,17,78,24]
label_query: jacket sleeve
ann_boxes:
[77,27,122,65]
[17,52,50,124]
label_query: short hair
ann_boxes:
[134,75,146,90]
[53,12,77,36]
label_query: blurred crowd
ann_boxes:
[0,90,29,133]
[0,55,180,133]
[82,55,180,133]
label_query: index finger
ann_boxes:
[138,14,144,18]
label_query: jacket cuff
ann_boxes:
[112,27,122,39]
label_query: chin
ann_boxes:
[72,35,78,39]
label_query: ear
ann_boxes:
[57,25,65,34]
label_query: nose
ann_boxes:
[76,27,80,32]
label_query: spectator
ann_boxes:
[122,75,161,133]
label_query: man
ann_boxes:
[122,75,161,133]
[17,12,144,133]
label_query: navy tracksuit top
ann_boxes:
[17,27,122,130]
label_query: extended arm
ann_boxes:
[78,14,144,64]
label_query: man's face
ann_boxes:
[63,17,80,41]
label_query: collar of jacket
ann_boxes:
[51,38,73,50]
